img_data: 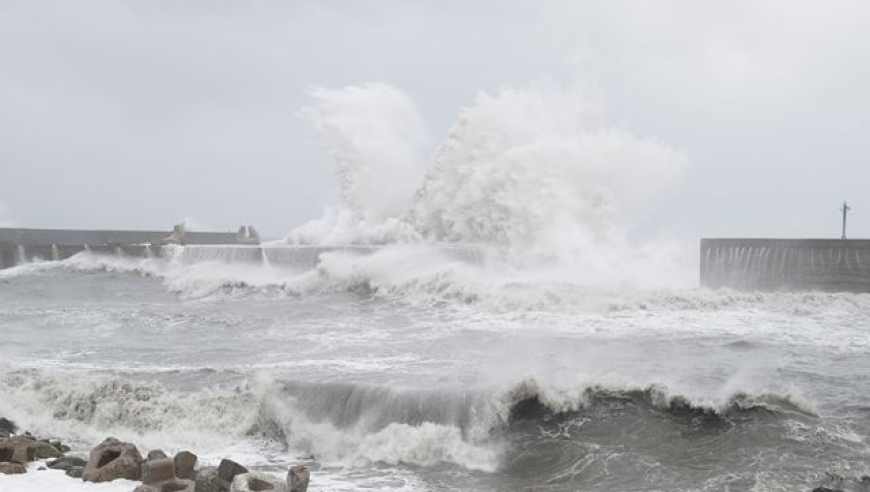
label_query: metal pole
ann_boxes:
[841,201,850,239]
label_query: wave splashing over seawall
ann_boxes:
[289,81,691,290]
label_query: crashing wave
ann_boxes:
[500,378,817,426]
[0,368,820,474]
[287,81,689,280]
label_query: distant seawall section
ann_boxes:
[0,227,240,268]
[701,238,870,292]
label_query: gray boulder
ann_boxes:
[0,462,27,474]
[46,455,88,471]
[134,479,195,492]
[287,465,310,492]
[66,466,84,478]
[0,418,16,436]
[31,440,62,459]
[142,457,175,485]
[174,450,197,480]
[147,449,169,461]
[0,435,36,463]
[194,466,221,492]
[230,472,287,492]
[140,455,197,492]
[82,437,143,482]
[217,458,248,490]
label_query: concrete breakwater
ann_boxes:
[1,227,486,270]
[701,238,870,292]
[0,227,239,269]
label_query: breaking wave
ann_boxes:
[0,368,818,474]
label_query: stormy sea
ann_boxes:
[2,83,869,491]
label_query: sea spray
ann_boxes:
[410,83,687,254]
[298,83,430,224]
[287,81,691,289]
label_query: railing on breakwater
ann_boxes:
[700,238,870,292]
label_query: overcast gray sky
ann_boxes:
[2,0,870,239]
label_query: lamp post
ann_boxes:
[841,201,851,240]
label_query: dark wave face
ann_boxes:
[497,387,820,491]
[243,380,859,491]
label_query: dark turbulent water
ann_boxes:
[2,254,870,491]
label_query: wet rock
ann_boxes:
[230,472,287,492]
[174,450,197,480]
[0,462,27,474]
[136,479,195,492]
[287,465,310,492]
[194,466,221,492]
[0,435,37,463]
[142,457,176,485]
[82,437,143,482]
[37,466,46,470]
[0,418,16,436]
[0,443,11,462]
[812,488,844,492]
[45,439,70,453]
[147,449,169,461]
[168,479,196,491]
[66,466,84,478]
[30,440,63,459]
[46,455,88,471]
[217,458,248,490]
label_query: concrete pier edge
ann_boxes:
[700,238,870,293]
[0,227,240,268]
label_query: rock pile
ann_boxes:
[1,421,69,476]
[0,417,311,492]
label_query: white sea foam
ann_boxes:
[19,247,870,325]
[0,465,138,492]
[0,258,65,278]
[286,80,688,284]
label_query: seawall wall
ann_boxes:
[700,238,870,292]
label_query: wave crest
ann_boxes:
[501,379,817,426]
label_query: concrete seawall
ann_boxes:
[0,228,239,269]
[701,238,870,292]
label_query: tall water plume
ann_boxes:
[287,80,691,287]
[410,83,687,262]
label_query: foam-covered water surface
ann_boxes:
[2,258,870,491]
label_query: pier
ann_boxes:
[0,227,240,269]
[700,238,870,292]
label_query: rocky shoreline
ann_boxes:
[0,417,309,492]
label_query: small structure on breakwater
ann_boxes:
[700,238,870,293]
